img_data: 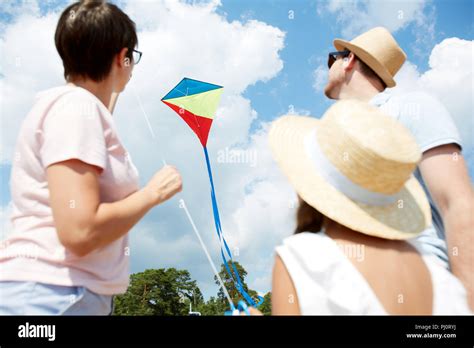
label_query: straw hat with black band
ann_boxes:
[333,27,407,88]
[269,99,431,240]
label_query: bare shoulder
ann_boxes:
[271,254,301,315]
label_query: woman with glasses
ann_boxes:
[0,0,182,315]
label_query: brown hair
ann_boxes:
[294,197,325,234]
[356,56,386,90]
[55,0,138,82]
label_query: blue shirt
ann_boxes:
[370,90,463,269]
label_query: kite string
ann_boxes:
[131,83,156,139]
[180,198,234,310]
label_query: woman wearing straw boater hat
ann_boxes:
[323,27,473,310]
[268,100,471,315]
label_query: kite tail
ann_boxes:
[203,147,264,309]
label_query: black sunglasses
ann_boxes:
[327,50,350,68]
[132,49,142,65]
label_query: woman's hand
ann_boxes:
[240,307,264,316]
[144,165,183,206]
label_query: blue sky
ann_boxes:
[0,0,473,299]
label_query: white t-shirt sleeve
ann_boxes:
[388,92,463,153]
[40,92,108,170]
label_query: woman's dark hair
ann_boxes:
[55,0,138,82]
[294,197,325,234]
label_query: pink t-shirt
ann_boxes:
[0,85,140,295]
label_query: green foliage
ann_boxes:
[195,296,226,316]
[113,262,271,316]
[113,268,202,316]
[215,261,259,308]
[259,292,272,315]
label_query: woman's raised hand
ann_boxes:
[144,165,183,206]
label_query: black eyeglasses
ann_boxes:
[132,49,142,65]
[327,50,350,68]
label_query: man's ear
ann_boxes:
[117,47,130,68]
[342,52,356,72]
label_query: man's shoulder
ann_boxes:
[389,89,443,106]
[385,89,462,152]
[385,89,452,123]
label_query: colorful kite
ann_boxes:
[162,78,263,311]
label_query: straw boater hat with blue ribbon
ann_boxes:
[269,100,431,240]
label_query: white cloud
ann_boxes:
[0,0,287,299]
[420,38,474,148]
[213,95,258,146]
[312,64,327,92]
[0,0,40,24]
[225,127,297,291]
[318,0,435,58]
[0,11,64,163]
[394,38,474,151]
[320,0,428,37]
[122,0,284,96]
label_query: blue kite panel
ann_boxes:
[162,77,223,100]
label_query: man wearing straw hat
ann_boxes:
[323,26,473,309]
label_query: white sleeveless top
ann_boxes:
[275,232,472,315]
